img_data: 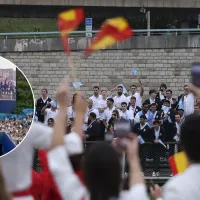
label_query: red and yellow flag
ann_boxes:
[58,8,84,55]
[168,151,188,175]
[84,17,133,56]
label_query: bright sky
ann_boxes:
[0,56,16,71]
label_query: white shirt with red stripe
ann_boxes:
[48,137,149,200]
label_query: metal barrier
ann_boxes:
[1,28,200,39]
[33,141,180,181]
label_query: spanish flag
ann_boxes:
[168,151,188,175]
[58,8,84,55]
[84,17,133,56]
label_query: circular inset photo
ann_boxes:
[0,56,34,156]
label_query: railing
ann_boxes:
[33,141,181,183]
[1,28,200,39]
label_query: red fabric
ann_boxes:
[38,149,62,200]
[168,156,178,175]
[13,149,85,200]
[84,22,133,56]
[75,170,85,185]
[12,170,43,199]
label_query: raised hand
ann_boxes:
[150,184,162,199]
[189,84,200,99]
[56,78,70,109]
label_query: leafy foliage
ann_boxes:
[12,69,34,114]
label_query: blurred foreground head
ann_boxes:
[180,114,200,163]
[83,142,121,200]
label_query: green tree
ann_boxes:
[12,69,34,114]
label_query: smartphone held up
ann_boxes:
[191,62,200,88]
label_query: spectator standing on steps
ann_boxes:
[41,100,58,126]
[127,79,144,108]
[89,86,102,109]
[36,89,51,123]
[113,85,128,109]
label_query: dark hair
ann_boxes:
[180,115,200,163]
[42,88,48,93]
[130,85,137,88]
[142,102,149,107]
[166,89,172,94]
[93,86,100,90]
[149,89,157,95]
[121,102,127,106]
[83,142,121,200]
[89,112,96,119]
[140,115,147,119]
[107,98,114,103]
[160,83,167,89]
[153,120,160,125]
[117,86,123,89]
[112,110,120,118]
[130,96,136,101]
[47,118,55,123]
[163,100,170,104]
[150,103,157,107]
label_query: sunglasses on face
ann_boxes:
[112,114,117,117]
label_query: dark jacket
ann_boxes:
[86,120,102,141]
[36,97,51,123]
[133,123,151,142]
[156,91,166,103]
[127,105,142,117]
[150,127,165,142]
[160,109,176,141]
[144,98,160,109]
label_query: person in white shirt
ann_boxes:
[103,98,116,129]
[41,100,58,125]
[163,114,200,200]
[98,90,108,135]
[89,86,102,109]
[47,84,149,200]
[113,85,128,109]
[98,90,108,119]
[67,93,78,119]
[183,85,195,116]
[119,102,134,123]
[127,79,144,108]
[84,99,100,131]
[151,114,200,200]
[86,99,99,119]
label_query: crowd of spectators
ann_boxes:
[0,116,33,145]
[1,77,200,200]
[35,80,200,177]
